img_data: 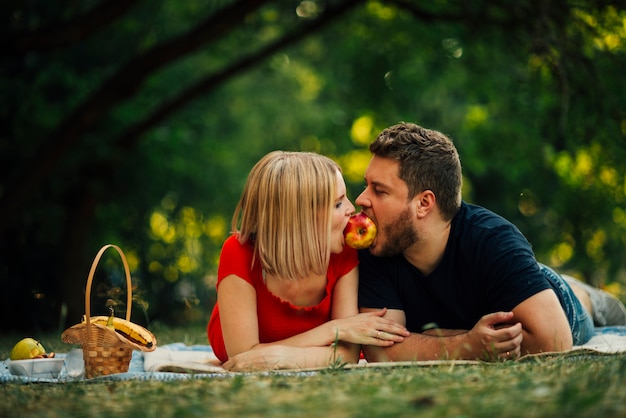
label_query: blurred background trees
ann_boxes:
[1,0,625,334]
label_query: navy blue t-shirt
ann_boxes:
[358,202,551,332]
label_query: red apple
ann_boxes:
[344,212,377,249]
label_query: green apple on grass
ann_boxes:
[10,337,54,360]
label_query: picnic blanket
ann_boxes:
[3,326,626,383]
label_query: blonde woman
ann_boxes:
[207,151,409,371]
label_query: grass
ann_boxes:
[2,323,626,418]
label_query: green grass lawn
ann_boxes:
[2,323,626,418]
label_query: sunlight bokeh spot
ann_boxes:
[294,64,323,101]
[603,282,623,298]
[549,242,574,267]
[339,149,371,183]
[150,211,178,243]
[204,216,227,242]
[163,227,177,243]
[553,152,573,179]
[177,254,197,274]
[518,190,540,217]
[181,207,202,239]
[599,166,618,187]
[603,33,620,50]
[553,148,601,189]
[613,207,626,227]
[366,0,396,20]
[574,150,593,178]
[351,115,374,146]
[442,38,463,58]
[125,251,139,272]
[296,1,320,19]
[574,7,626,52]
[464,105,489,129]
[150,211,169,237]
[586,229,606,262]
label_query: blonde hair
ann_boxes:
[232,151,340,281]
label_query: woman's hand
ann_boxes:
[331,308,410,346]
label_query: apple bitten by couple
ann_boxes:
[207,151,409,372]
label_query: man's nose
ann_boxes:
[355,190,368,207]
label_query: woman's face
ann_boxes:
[330,170,355,254]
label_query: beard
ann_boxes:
[372,207,418,257]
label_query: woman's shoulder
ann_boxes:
[218,234,258,282]
[328,244,358,277]
[222,233,253,254]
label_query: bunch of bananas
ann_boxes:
[82,307,156,350]
[62,306,157,353]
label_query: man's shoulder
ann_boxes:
[456,202,520,234]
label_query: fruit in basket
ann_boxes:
[10,338,50,360]
[85,308,156,349]
[344,212,377,249]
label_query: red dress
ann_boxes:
[207,234,358,362]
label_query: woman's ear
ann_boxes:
[414,190,436,219]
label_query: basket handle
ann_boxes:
[84,244,133,342]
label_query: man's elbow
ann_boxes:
[523,331,573,355]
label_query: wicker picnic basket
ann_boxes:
[61,244,157,378]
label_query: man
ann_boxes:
[357,122,626,362]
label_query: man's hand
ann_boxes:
[467,311,523,361]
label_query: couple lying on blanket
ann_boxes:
[207,125,626,372]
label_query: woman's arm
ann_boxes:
[219,268,408,371]
[219,272,357,370]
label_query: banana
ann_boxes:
[84,313,155,349]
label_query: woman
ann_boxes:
[207,151,409,371]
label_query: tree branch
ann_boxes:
[113,0,365,151]
[0,0,270,233]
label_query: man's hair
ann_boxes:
[232,151,340,280]
[370,122,462,221]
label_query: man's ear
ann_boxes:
[414,190,436,219]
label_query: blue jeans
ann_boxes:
[539,264,595,345]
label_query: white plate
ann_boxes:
[8,358,65,379]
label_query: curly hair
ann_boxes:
[369,122,462,221]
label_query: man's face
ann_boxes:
[355,156,418,257]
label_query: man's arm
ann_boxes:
[361,308,523,362]
[511,289,573,355]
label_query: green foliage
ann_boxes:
[1,0,625,332]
